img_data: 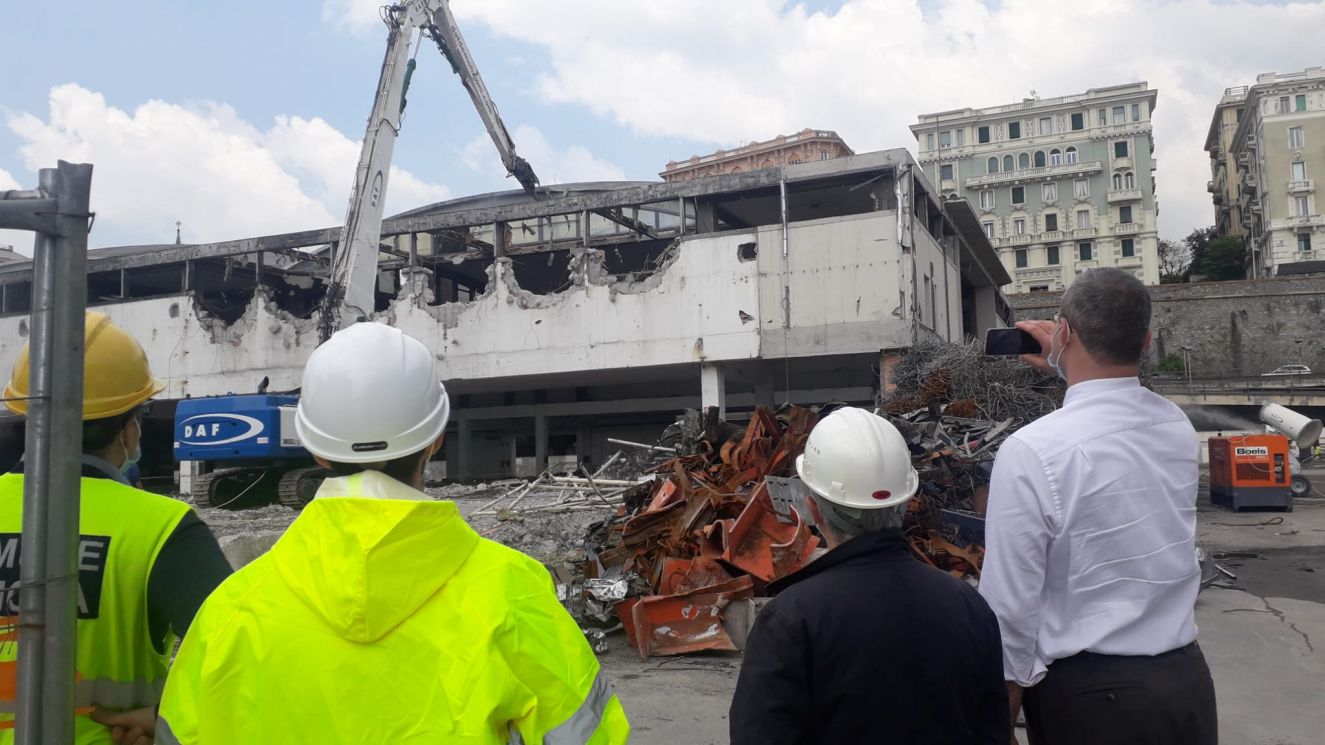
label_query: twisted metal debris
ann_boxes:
[883,337,1062,424]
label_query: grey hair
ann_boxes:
[1059,267,1151,365]
[812,492,905,539]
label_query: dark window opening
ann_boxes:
[1008,122,1021,139]
[430,257,491,305]
[510,251,573,295]
[738,242,758,262]
[978,126,991,143]
[1070,112,1084,131]
[601,238,678,281]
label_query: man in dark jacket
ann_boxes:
[729,407,1009,745]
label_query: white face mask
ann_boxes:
[1046,318,1069,382]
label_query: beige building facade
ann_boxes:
[661,129,854,182]
[1205,88,1248,239]
[912,83,1161,294]
[1227,67,1325,277]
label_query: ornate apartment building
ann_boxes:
[661,129,854,182]
[1205,88,1248,239]
[1221,67,1325,277]
[912,83,1161,293]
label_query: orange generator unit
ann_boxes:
[1208,433,1294,511]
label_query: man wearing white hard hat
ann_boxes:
[729,406,1009,744]
[157,323,629,744]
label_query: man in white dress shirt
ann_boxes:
[980,268,1217,745]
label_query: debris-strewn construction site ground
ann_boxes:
[192,340,1325,744]
[199,478,1325,745]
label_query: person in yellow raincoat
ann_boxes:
[156,322,629,744]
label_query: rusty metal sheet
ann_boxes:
[720,483,819,583]
[658,555,734,596]
[629,576,755,659]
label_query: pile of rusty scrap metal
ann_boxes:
[582,405,821,660]
[884,408,1016,583]
[576,392,1040,659]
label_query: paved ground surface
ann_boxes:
[198,472,1325,744]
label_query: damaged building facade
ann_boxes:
[0,150,1010,479]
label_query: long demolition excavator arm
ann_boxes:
[319,0,539,339]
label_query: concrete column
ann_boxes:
[178,460,200,496]
[576,422,595,470]
[534,414,548,473]
[500,434,518,477]
[701,363,727,420]
[456,419,473,479]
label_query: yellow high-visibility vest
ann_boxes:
[0,472,191,744]
[158,471,629,744]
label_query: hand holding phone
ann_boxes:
[984,328,1041,356]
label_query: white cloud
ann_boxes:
[5,84,448,248]
[320,0,385,34]
[460,124,626,188]
[439,0,1325,239]
[0,167,30,256]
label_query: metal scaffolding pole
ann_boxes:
[0,160,93,745]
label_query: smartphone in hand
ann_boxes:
[984,328,1040,356]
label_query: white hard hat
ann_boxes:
[295,323,450,464]
[795,407,919,510]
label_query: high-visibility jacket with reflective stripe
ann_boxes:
[0,472,191,744]
[157,471,629,744]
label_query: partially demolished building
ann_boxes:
[0,150,1011,479]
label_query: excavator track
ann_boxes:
[278,467,329,509]
[191,468,280,510]
[188,468,246,508]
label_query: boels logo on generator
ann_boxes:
[178,414,269,447]
[1234,446,1269,459]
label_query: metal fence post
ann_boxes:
[0,160,92,745]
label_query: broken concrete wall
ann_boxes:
[0,211,956,401]
[393,232,763,382]
[0,292,314,400]
[756,212,914,358]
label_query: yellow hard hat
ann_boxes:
[3,311,165,420]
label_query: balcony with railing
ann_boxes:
[1042,230,1064,242]
[964,160,1103,188]
[1073,227,1097,238]
[1115,222,1141,235]
[1009,234,1033,246]
[1113,156,1133,170]
[1207,180,1217,194]
[1015,266,1064,281]
[1289,179,1315,194]
[1107,189,1143,203]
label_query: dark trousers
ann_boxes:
[1024,642,1218,745]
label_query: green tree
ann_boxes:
[1201,237,1247,280]
[1183,226,1215,280]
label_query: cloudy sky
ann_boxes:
[2,0,1322,253]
